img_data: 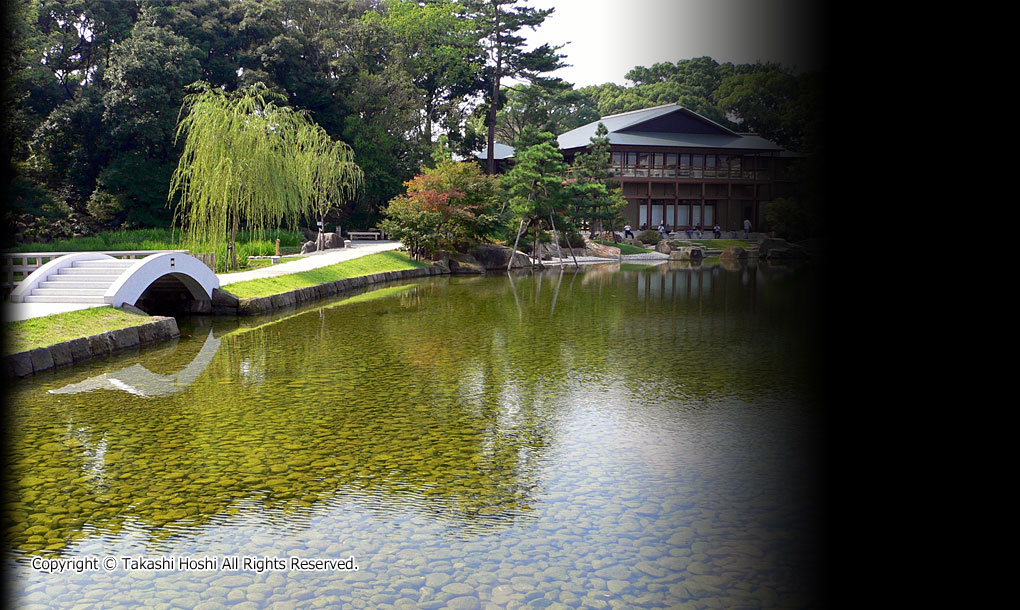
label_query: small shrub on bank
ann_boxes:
[557,230,586,249]
[636,229,661,245]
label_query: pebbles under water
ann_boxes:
[5,262,824,609]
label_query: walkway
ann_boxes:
[217,240,401,286]
[3,240,402,322]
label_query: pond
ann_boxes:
[4,260,826,609]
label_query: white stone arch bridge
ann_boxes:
[10,252,219,315]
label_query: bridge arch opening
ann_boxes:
[133,273,211,316]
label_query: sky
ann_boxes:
[521,0,827,88]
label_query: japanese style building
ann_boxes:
[556,104,799,233]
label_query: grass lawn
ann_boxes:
[4,306,152,355]
[224,250,430,299]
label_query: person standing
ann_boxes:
[743,218,752,238]
[624,224,634,239]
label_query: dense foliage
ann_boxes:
[2,1,826,248]
[379,159,502,260]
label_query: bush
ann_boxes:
[557,230,586,248]
[6,174,66,219]
[380,160,503,260]
[636,229,661,244]
[86,189,126,226]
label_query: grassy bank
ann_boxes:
[223,250,430,299]
[3,306,151,355]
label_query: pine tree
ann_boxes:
[461,0,565,174]
[571,123,627,240]
[504,133,576,266]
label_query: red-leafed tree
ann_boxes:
[380,159,504,260]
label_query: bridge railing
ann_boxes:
[2,250,189,296]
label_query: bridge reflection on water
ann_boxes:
[47,329,222,398]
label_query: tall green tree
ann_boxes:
[292,122,364,247]
[379,0,483,149]
[225,0,422,229]
[716,64,824,153]
[98,11,203,226]
[29,0,139,96]
[159,0,245,90]
[462,0,565,174]
[579,57,737,125]
[495,82,598,147]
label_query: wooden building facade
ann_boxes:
[556,104,799,233]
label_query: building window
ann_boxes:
[692,154,704,178]
[650,200,664,226]
[636,152,648,177]
[703,201,716,227]
[665,153,677,177]
[625,152,638,177]
[705,155,717,178]
[678,154,690,177]
[742,156,755,179]
[651,153,664,177]
[678,200,690,226]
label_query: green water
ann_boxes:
[4,261,826,609]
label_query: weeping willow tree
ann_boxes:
[169,84,362,270]
[292,123,363,251]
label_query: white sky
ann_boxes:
[522,0,827,87]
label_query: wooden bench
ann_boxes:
[348,231,382,241]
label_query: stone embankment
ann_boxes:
[217,265,446,316]
[5,315,179,378]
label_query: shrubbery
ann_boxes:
[380,160,504,260]
[557,230,586,248]
[636,229,661,244]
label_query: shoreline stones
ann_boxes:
[720,246,747,260]
[668,247,704,262]
[5,316,179,378]
[465,244,530,271]
[234,266,445,315]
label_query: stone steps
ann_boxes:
[19,258,135,304]
[57,266,129,275]
[23,294,108,304]
[39,278,117,290]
